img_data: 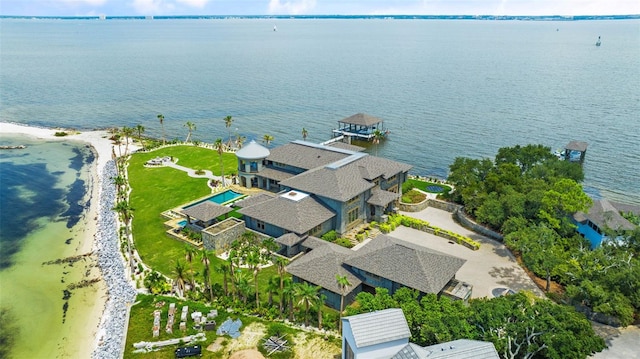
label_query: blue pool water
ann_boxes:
[184,190,244,208]
[178,220,187,227]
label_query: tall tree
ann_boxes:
[184,121,196,143]
[113,200,135,271]
[215,262,230,297]
[184,245,197,289]
[214,138,226,186]
[235,134,246,149]
[282,277,295,321]
[372,129,384,156]
[538,178,592,235]
[273,256,288,313]
[266,275,280,307]
[246,250,263,308]
[121,126,134,155]
[262,134,274,147]
[157,113,166,145]
[295,282,320,326]
[302,127,308,141]
[224,115,234,147]
[200,249,214,301]
[172,260,187,297]
[336,274,351,332]
[316,293,327,330]
[135,124,145,151]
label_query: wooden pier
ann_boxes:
[331,113,389,142]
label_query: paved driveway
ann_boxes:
[392,207,544,299]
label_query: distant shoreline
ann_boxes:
[1,14,639,21]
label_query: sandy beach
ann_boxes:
[0,122,137,358]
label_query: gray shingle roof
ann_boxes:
[338,113,384,127]
[286,242,361,294]
[355,155,413,180]
[344,235,466,294]
[421,339,500,359]
[180,202,233,222]
[392,343,432,359]
[301,236,330,250]
[235,140,270,160]
[233,192,276,209]
[266,142,350,170]
[238,193,335,234]
[256,167,296,181]
[574,199,636,231]
[343,308,410,348]
[275,233,304,246]
[367,187,400,207]
[280,164,375,202]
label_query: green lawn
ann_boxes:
[404,178,452,194]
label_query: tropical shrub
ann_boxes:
[335,238,354,248]
[321,230,338,242]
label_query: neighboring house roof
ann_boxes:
[236,140,270,160]
[338,113,384,127]
[275,233,305,247]
[565,141,588,152]
[344,235,466,294]
[343,308,411,348]
[280,162,375,202]
[420,339,500,359]
[266,142,350,171]
[237,192,335,234]
[180,202,232,222]
[367,187,400,207]
[326,141,366,152]
[255,167,296,181]
[286,242,362,294]
[574,199,636,232]
[392,343,433,359]
[233,192,276,209]
[301,236,330,250]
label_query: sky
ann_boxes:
[0,0,638,17]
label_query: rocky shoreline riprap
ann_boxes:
[92,160,137,359]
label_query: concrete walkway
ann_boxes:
[162,161,224,181]
[391,207,544,299]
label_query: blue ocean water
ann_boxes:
[1,18,639,205]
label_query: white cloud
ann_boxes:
[268,0,317,15]
[176,0,210,9]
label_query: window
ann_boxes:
[257,220,265,230]
[388,185,398,193]
[348,208,359,223]
[310,224,322,236]
[345,341,354,359]
[347,195,359,205]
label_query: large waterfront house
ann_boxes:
[573,199,639,248]
[341,308,499,359]
[235,139,412,238]
[285,234,470,310]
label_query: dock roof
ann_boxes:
[565,141,588,152]
[338,113,384,127]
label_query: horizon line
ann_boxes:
[1,14,639,19]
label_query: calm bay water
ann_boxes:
[1,18,639,207]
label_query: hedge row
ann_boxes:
[378,214,480,250]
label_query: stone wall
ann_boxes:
[202,218,245,252]
[428,199,462,213]
[454,210,504,241]
[397,199,429,212]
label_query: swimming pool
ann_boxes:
[184,190,245,208]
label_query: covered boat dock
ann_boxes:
[332,113,388,141]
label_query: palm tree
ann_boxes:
[214,138,226,186]
[184,245,197,289]
[214,262,230,296]
[262,134,274,147]
[157,113,166,145]
[121,126,134,155]
[246,250,263,308]
[113,200,135,271]
[234,271,253,305]
[302,127,308,141]
[111,175,127,200]
[273,256,288,313]
[372,129,384,156]
[201,250,214,301]
[223,115,234,147]
[235,134,246,149]
[336,274,352,332]
[135,124,145,151]
[184,121,196,143]
[282,277,295,321]
[316,293,327,330]
[173,260,187,297]
[267,275,280,307]
[295,282,320,326]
